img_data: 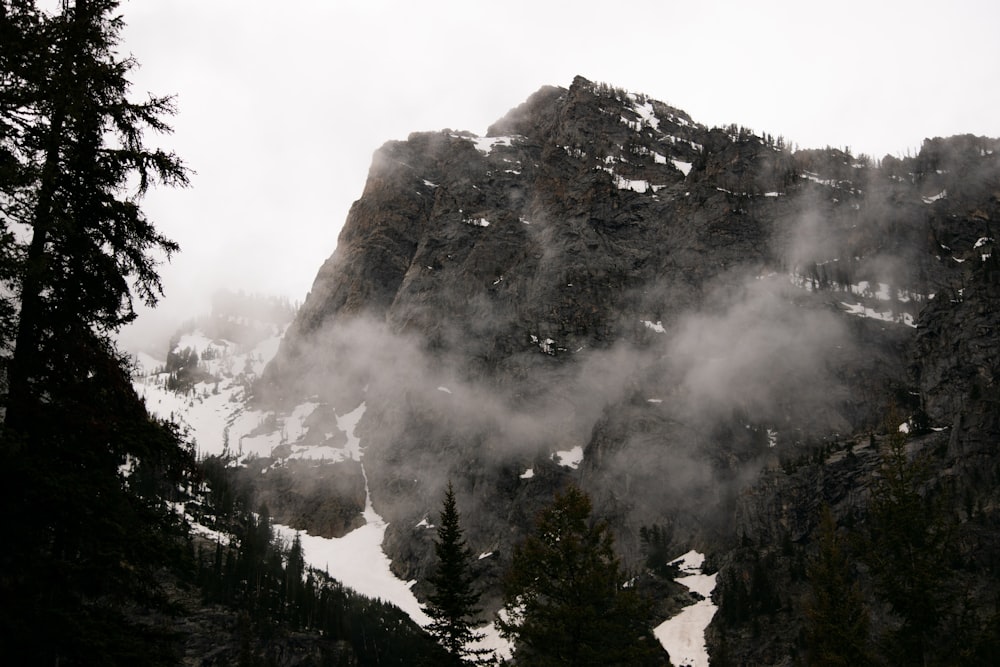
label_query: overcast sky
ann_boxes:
[112,0,1000,351]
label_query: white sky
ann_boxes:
[112,0,1000,350]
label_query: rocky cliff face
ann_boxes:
[707,251,1000,664]
[254,75,1000,660]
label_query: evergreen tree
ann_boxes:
[0,1,192,663]
[285,532,306,627]
[803,504,872,666]
[426,481,489,664]
[498,484,667,666]
[2,0,186,437]
[862,429,953,665]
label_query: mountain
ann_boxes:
[146,76,1000,664]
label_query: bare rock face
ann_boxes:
[913,258,1000,444]
[255,75,1000,647]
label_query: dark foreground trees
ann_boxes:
[498,484,667,666]
[1,1,193,663]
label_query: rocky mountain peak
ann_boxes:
[232,76,1000,664]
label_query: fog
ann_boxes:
[267,313,652,460]
[666,273,849,428]
[256,202,866,541]
[111,0,1000,354]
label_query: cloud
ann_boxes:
[266,310,650,463]
[666,272,850,428]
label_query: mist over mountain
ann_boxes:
[145,76,1000,664]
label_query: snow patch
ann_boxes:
[801,171,837,187]
[596,165,664,194]
[552,446,584,469]
[922,190,947,204]
[530,334,559,355]
[630,98,660,131]
[270,400,429,627]
[840,301,915,328]
[468,135,516,155]
[642,320,666,334]
[520,468,535,479]
[170,501,232,546]
[671,159,692,176]
[336,403,367,461]
[654,550,717,667]
[273,521,430,627]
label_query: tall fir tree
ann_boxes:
[0,1,192,663]
[498,484,667,666]
[1,0,186,436]
[803,504,872,666]
[426,481,489,664]
[862,428,952,665]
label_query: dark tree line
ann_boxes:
[192,456,455,666]
[164,343,209,392]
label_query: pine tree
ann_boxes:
[426,481,490,664]
[2,0,187,438]
[498,484,667,666]
[285,532,306,627]
[862,429,953,665]
[0,2,192,663]
[803,504,872,666]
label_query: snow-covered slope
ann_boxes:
[132,321,524,657]
[135,324,360,462]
